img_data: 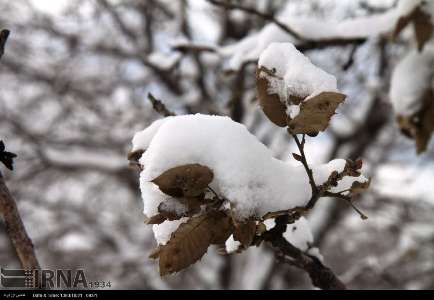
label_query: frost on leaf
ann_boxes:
[151,164,214,197]
[393,4,434,51]
[150,211,233,276]
[256,43,345,135]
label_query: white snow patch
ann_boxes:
[225,235,242,254]
[390,48,434,116]
[152,218,189,245]
[219,0,424,71]
[258,43,338,102]
[283,217,313,251]
[133,114,368,243]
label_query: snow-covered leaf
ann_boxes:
[256,67,287,127]
[151,164,214,197]
[256,43,345,134]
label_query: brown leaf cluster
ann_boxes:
[147,164,271,275]
[256,66,345,135]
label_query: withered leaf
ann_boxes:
[256,67,288,127]
[181,196,203,216]
[397,89,434,154]
[210,213,234,245]
[144,214,166,225]
[350,179,371,194]
[153,211,233,276]
[393,6,433,51]
[152,164,214,197]
[414,8,433,51]
[287,92,346,135]
[256,222,267,236]
[233,219,256,248]
[157,201,186,221]
[292,153,302,162]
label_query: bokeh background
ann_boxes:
[1,0,433,289]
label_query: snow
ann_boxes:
[147,52,180,70]
[389,48,434,116]
[131,117,171,152]
[397,0,422,16]
[258,42,338,103]
[225,235,242,253]
[283,217,313,251]
[152,218,189,246]
[132,114,368,245]
[219,0,423,71]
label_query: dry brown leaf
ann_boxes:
[414,8,434,51]
[256,67,288,127]
[152,164,214,197]
[256,222,267,236]
[233,219,256,247]
[393,6,433,51]
[350,178,371,194]
[149,246,162,259]
[397,89,434,154]
[152,211,233,276]
[144,214,166,225]
[181,196,204,216]
[287,92,346,135]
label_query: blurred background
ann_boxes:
[0,0,433,289]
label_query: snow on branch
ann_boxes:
[130,114,369,277]
[0,29,41,281]
[215,0,434,71]
[130,39,370,289]
[390,45,434,154]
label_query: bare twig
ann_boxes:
[263,215,346,290]
[207,0,367,51]
[207,0,304,40]
[148,93,176,117]
[292,134,320,209]
[0,29,10,59]
[0,173,41,273]
[0,30,42,281]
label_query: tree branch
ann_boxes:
[263,215,346,290]
[148,93,176,117]
[0,173,41,273]
[0,29,10,60]
[0,29,42,282]
[292,134,319,207]
[206,0,304,41]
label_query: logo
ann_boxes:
[1,268,90,288]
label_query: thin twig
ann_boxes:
[323,191,368,220]
[148,93,175,117]
[292,134,320,208]
[0,29,10,60]
[206,0,304,41]
[0,173,41,273]
[0,30,42,284]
